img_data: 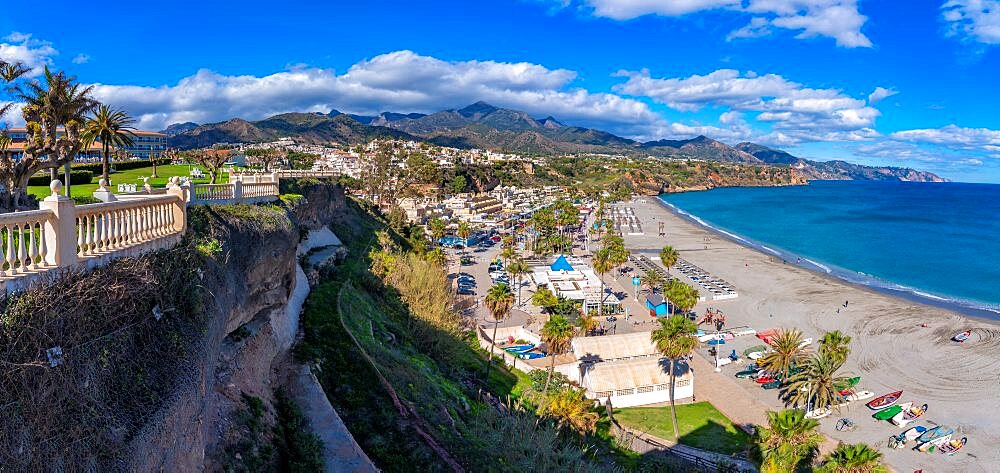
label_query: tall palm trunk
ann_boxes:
[544,349,557,393]
[102,140,110,184]
[485,321,499,384]
[668,357,680,440]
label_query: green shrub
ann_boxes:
[195,239,223,258]
[528,369,570,392]
[70,159,171,174]
[71,195,102,206]
[28,170,93,186]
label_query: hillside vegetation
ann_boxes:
[294,195,711,472]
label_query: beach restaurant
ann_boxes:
[531,255,620,314]
[574,332,694,407]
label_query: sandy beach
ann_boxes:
[622,196,1000,472]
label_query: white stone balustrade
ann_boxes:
[0,209,55,277]
[0,180,187,291]
[0,170,337,289]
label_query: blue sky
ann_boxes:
[1,0,999,182]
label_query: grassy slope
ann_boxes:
[27,164,229,200]
[611,403,751,455]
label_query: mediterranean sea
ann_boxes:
[659,180,1000,317]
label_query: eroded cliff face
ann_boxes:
[126,186,346,471]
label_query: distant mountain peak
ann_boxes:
[161,122,199,136]
[457,101,499,117]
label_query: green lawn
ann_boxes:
[612,402,751,455]
[27,164,230,200]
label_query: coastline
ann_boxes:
[620,196,1000,472]
[655,196,1000,321]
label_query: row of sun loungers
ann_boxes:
[674,259,739,300]
[608,206,643,235]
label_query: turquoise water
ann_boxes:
[659,181,1000,316]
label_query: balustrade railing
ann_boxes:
[75,195,180,258]
[193,183,234,201]
[0,170,339,288]
[0,209,55,277]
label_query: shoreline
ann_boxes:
[654,196,1000,322]
[620,196,1000,472]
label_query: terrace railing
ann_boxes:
[0,170,339,290]
[0,181,187,291]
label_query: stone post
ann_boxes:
[166,177,188,233]
[93,177,117,202]
[271,170,279,183]
[233,181,243,200]
[38,180,78,267]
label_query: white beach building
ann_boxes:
[583,357,693,408]
[531,255,620,314]
[573,331,694,407]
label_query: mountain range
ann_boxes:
[164,101,945,182]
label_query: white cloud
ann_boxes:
[89,50,667,135]
[72,53,89,64]
[0,32,58,75]
[890,124,1000,151]
[942,0,1000,45]
[727,17,773,41]
[613,68,881,144]
[569,0,872,47]
[855,140,988,167]
[867,86,897,104]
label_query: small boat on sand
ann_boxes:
[953,330,972,343]
[917,425,954,444]
[874,401,912,421]
[762,380,782,390]
[917,433,952,453]
[939,437,967,456]
[517,352,545,360]
[755,374,777,384]
[890,425,928,449]
[892,403,927,427]
[867,390,902,410]
[806,407,832,419]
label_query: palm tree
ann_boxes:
[483,283,514,383]
[506,259,530,306]
[754,409,823,473]
[5,67,96,205]
[540,315,575,393]
[819,330,852,365]
[576,313,599,336]
[428,218,446,246]
[782,352,851,413]
[456,220,472,258]
[758,328,811,380]
[592,249,614,319]
[650,315,699,440]
[82,104,137,187]
[641,271,665,293]
[665,280,699,316]
[817,443,888,473]
[659,245,679,277]
[531,286,558,314]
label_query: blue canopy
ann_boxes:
[550,254,574,272]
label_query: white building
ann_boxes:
[583,357,693,408]
[531,255,619,314]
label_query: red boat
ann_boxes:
[755,375,777,384]
[867,390,903,410]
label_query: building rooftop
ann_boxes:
[571,331,660,363]
[584,356,691,393]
